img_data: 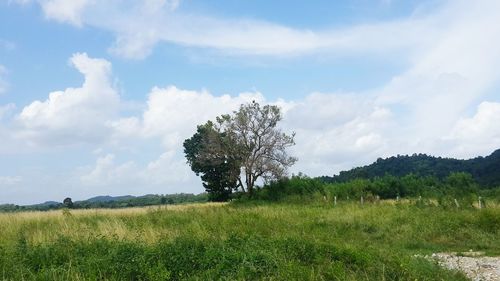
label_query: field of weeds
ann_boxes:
[0,201,498,280]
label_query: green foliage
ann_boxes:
[2,201,494,280]
[252,174,325,201]
[63,197,73,208]
[183,121,241,201]
[321,149,500,187]
[250,172,498,205]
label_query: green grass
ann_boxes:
[0,201,498,280]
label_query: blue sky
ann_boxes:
[1,0,500,204]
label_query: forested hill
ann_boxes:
[320,149,500,187]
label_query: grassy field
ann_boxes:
[0,200,499,280]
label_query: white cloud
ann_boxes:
[14,0,442,59]
[17,53,120,146]
[39,0,91,26]
[367,0,500,158]
[84,84,263,188]
[109,87,394,177]
[446,102,500,158]
[15,0,498,74]
[134,14,438,59]
[452,102,500,138]
[282,94,393,175]
[79,151,198,195]
[80,154,137,185]
[140,150,191,185]
[111,86,265,149]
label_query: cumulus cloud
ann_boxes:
[108,85,393,178]
[282,94,393,174]
[80,154,137,185]
[81,84,264,189]
[39,0,90,26]
[17,53,120,145]
[111,86,265,148]
[79,151,198,194]
[446,102,500,157]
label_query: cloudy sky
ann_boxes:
[1,0,500,204]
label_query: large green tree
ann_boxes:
[184,101,297,199]
[183,121,241,201]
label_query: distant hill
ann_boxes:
[320,149,500,187]
[0,193,208,212]
[34,201,61,206]
[83,195,135,203]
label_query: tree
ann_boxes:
[63,197,73,208]
[183,121,242,201]
[184,101,297,198]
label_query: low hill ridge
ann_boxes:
[321,149,500,187]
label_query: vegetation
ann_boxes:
[2,127,498,280]
[247,173,499,208]
[183,121,241,201]
[0,171,498,280]
[63,198,73,209]
[184,101,296,200]
[0,193,208,212]
[1,199,498,280]
[321,149,500,187]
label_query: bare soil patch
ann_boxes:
[430,252,500,281]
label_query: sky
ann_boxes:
[1,0,500,205]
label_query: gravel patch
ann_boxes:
[429,252,500,281]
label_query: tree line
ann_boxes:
[0,193,208,212]
[321,150,500,187]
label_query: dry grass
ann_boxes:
[0,202,225,220]
[0,202,227,245]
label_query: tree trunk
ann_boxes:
[246,172,254,196]
[238,177,246,193]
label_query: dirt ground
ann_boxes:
[430,252,500,281]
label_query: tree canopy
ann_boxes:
[183,121,241,201]
[184,101,297,200]
[320,149,500,187]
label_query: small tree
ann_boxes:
[63,197,73,208]
[184,101,297,199]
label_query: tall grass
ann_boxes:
[0,201,498,280]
